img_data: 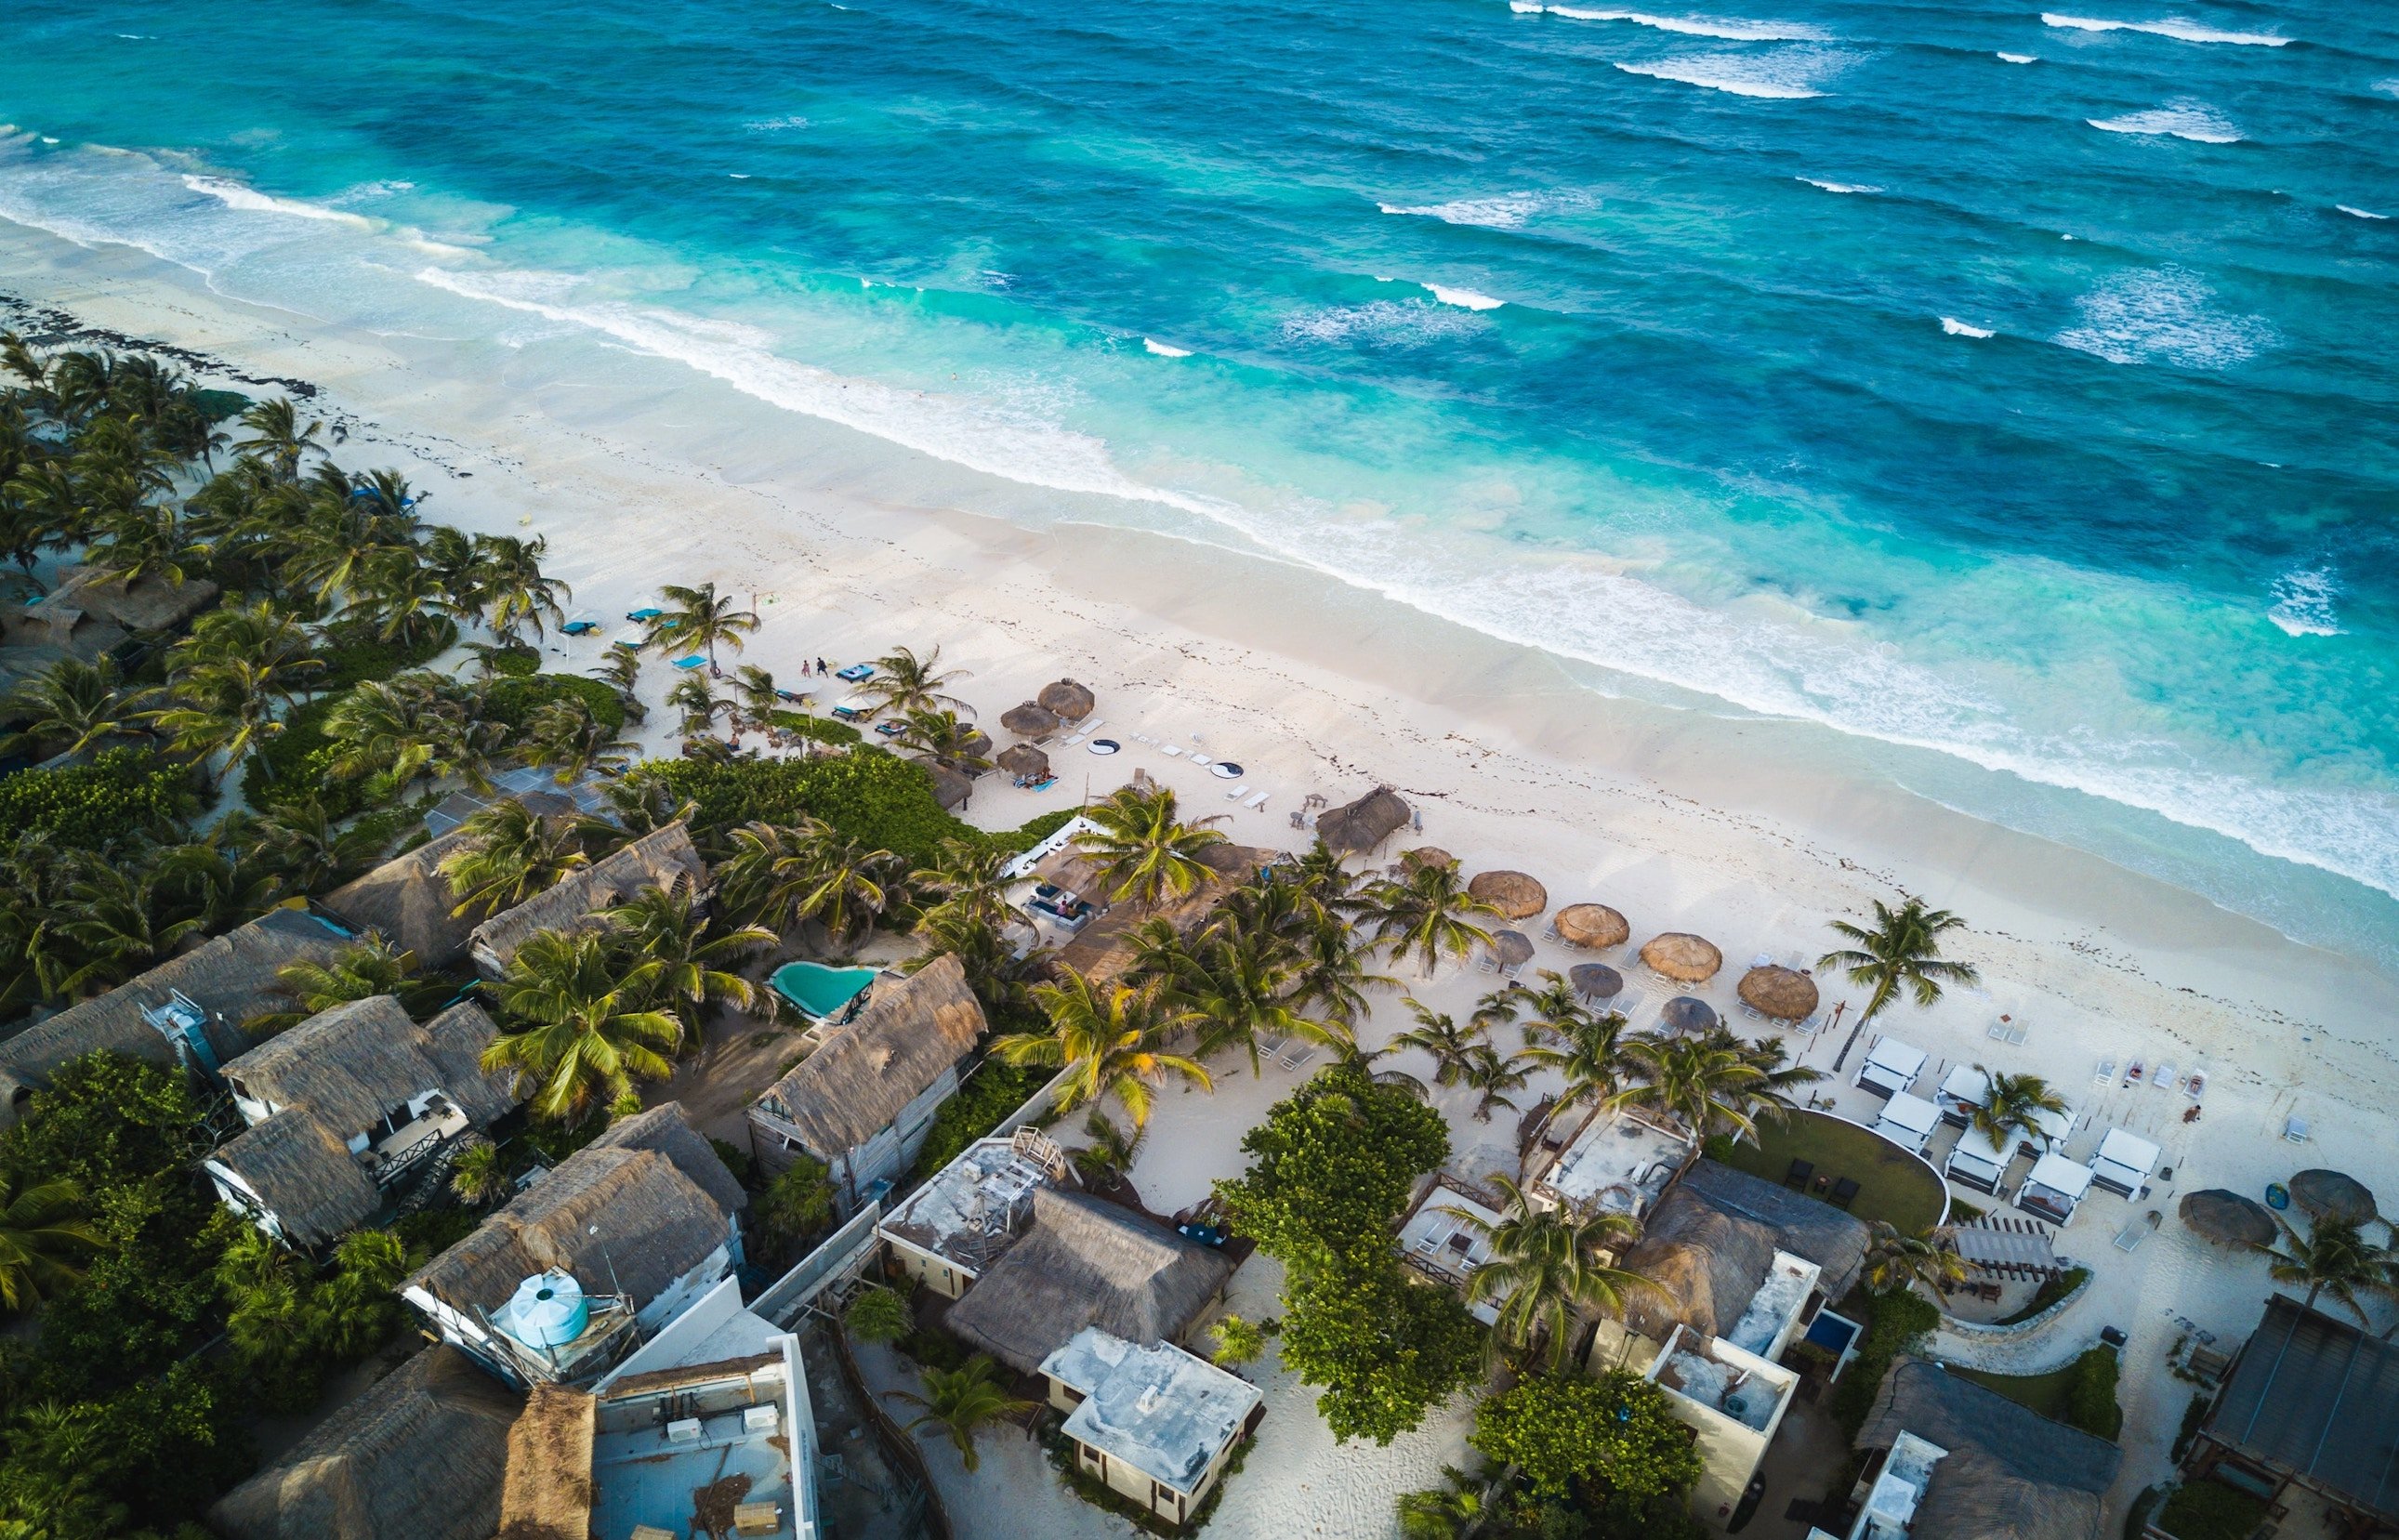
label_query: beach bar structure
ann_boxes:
[1522,1105,1696,1222]
[2170,1296,2399,1532]
[1041,1327,1263,1529]
[745,954,985,1208]
[1855,1037,1928,1099]
[2087,1128,2162,1199]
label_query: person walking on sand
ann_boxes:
[816,656,828,675]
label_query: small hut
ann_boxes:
[1640,931,1723,984]
[2180,1190,2277,1248]
[1314,787,1411,855]
[1569,962,1625,1004]
[1002,701,1060,738]
[1659,996,1719,1035]
[2290,1170,2378,1224]
[1738,965,1820,1022]
[997,743,1051,781]
[1555,903,1630,950]
[1038,678,1096,722]
[1469,870,1549,921]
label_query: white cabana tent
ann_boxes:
[1872,1091,1942,1155]
[1855,1037,1928,1099]
[1944,1125,2013,1194]
[2017,1152,2096,1225]
[1935,1064,1990,1127]
[2022,1100,2077,1156]
[2088,1128,2162,1198]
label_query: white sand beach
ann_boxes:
[7,210,2397,1535]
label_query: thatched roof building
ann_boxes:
[0,907,360,1125]
[997,742,1050,780]
[1313,786,1409,855]
[1620,1160,1869,1342]
[749,954,984,1178]
[1038,678,1096,720]
[1738,965,1819,1021]
[1555,902,1630,949]
[1469,870,1548,920]
[1640,930,1723,983]
[917,757,975,810]
[947,1187,1235,1375]
[1045,843,1277,994]
[1002,700,1060,737]
[466,823,705,978]
[320,828,478,967]
[208,996,517,1248]
[494,1383,598,1540]
[209,1345,521,1540]
[1858,1358,2121,1540]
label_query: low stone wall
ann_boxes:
[1940,1270,2091,1340]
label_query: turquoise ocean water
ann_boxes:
[3,1,2396,958]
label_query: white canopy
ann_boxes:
[1858,1036,1928,1095]
[1876,1091,1942,1142]
[2027,1100,2076,1150]
[1938,1063,1990,1110]
[1947,1124,2011,1172]
[2095,1127,2161,1175]
[2024,1151,2095,1200]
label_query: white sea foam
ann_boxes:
[1614,57,1824,99]
[2088,102,2242,142]
[2268,567,2341,637]
[182,174,377,228]
[1511,0,1545,11]
[1997,51,2037,62]
[1540,7,1828,40]
[1797,177,1879,193]
[2338,204,2388,220]
[728,173,751,179]
[2378,80,2399,99]
[1379,191,1590,230]
[745,115,810,132]
[1280,298,1489,347]
[2041,13,2289,46]
[1423,283,1504,310]
[1142,337,1192,357]
[1941,316,1996,337]
[2055,266,2276,369]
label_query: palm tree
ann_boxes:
[1391,1000,1488,1092]
[1971,1069,2068,1152]
[1398,1464,1515,1540]
[1519,1008,1636,1124]
[862,644,970,716]
[2260,1214,2390,1323]
[438,800,590,918]
[1363,862,1498,979]
[1611,1035,1772,1144]
[589,645,647,722]
[1511,970,1593,1045]
[1288,915,1396,1033]
[645,581,756,667]
[1073,784,1227,912]
[2,657,142,757]
[251,800,391,895]
[1820,897,1980,1074]
[1070,1109,1147,1189]
[1863,1221,1967,1295]
[732,664,781,718]
[482,928,681,1124]
[520,696,636,784]
[50,862,209,996]
[231,398,320,480]
[757,1156,837,1246]
[910,838,1017,929]
[781,827,904,946]
[249,935,433,1033]
[1443,1175,1651,1367]
[1182,926,1338,1075]
[0,1173,102,1312]
[991,970,1210,1127]
[450,1142,510,1207]
[325,672,494,797]
[600,885,772,1033]
[896,708,993,773]
[885,1356,1034,1473]
[667,673,733,739]
[1458,1044,1532,1124]
[473,533,570,646]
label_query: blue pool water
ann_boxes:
[2,0,2394,952]
[770,961,878,1021]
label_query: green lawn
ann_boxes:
[1952,1347,2123,1439]
[1718,1109,1948,1233]
[1951,1361,2078,1421]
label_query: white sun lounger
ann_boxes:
[1279,1043,1318,1072]
[1161,744,1182,757]
[2093,1059,2116,1086]
[1224,783,1249,800]
[2153,1061,2176,1090]
[1190,754,1212,767]
[1080,719,1105,734]
[1245,792,1269,810]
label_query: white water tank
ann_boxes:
[502,1270,590,1349]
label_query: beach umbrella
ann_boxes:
[1738,965,1820,1022]
[1640,931,1723,984]
[1492,930,1535,967]
[1001,701,1059,738]
[2180,1190,2276,1248]
[1555,903,1631,950]
[1037,678,1096,721]
[916,759,974,811]
[996,744,1050,780]
[1400,847,1457,873]
[1659,996,1719,1035]
[1469,869,1549,921]
[961,730,995,761]
[2290,1169,2378,1224]
[1568,962,1625,1003]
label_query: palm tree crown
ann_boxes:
[1820,896,1979,1073]
[990,969,1210,1127]
[1074,784,1228,912]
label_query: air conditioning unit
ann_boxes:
[743,1403,779,1433]
[666,1417,703,1444]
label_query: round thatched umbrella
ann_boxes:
[2180,1190,2276,1248]
[1641,931,1723,984]
[1001,701,1059,738]
[961,730,995,761]
[916,759,974,811]
[1401,847,1457,873]
[1569,962,1625,1003]
[1037,678,1096,721]
[2291,1169,2378,1224]
[1554,903,1630,950]
[1470,870,1549,921]
[1660,995,1719,1035]
[1738,966,1820,1022]
[1492,930,1535,967]
[996,743,1050,781]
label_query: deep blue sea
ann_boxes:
[4,1,2396,946]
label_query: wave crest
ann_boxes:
[2041,13,2289,46]
[2055,266,2276,369]
[2089,102,2242,142]
[1537,7,1829,41]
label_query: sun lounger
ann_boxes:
[1246,792,1269,810]
[2094,1058,2116,1086]
[626,607,663,622]
[1224,783,1249,800]
[1161,744,1182,757]
[1479,953,1499,973]
[1278,1043,1318,1073]
[1257,1033,1288,1061]
[673,654,706,670]
[2185,1071,2206,1100]
[1191,754,1212,767]
[836,664,874,682]
[2152,1061,2175,1089]
[2285,1115,2311,1143]
[2125,1060,2144,1086]
[1079,719,1104,734]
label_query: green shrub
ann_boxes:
[910,1057,1048,1181]
[2064,1345,2123,1439]
[1470,1371,1705,1499]
[316,616,457,690]
[767,710,862,745]
[0,747,191,846]
[482,672,625,733]
[2154,1482,2268,1540]
[844,1285,912,1346]
[392,1205,481,1258]
[244,693,360,816]
[1830,1287,1940,1437]
[484,646,542,678]
[2171,1393,2212,1464]
[1995,1264,2089,1325]
[187,388,252,422]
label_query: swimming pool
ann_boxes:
[770,961,878,1022]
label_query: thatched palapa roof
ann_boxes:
[321,828,478,967]
[494,1383,598,1540]
[947,1187,1235,1375]
[1569,962,1625,1002]
[405,1103,744,1317]
[1492,930,1534,967]
[2179,1190,2275,1248]
[1555,902,1629,949]
[1659,995,1718,1034]
[1739,965,1819,1021]
[997,743,1050,780]
[1314,786,1410,855]
[45,563,223,632]
[209,1345,521,1540]
[2291,1169,2378,1224]
[1620,1159,1869,1340]
[752,954,983,1159]
[1640,931,1723,983]
[1002,700,1060,737]
[0,907,358,1122]
[1401,847,1456,873]
[1469,870,1548,920]
[466,823,705,975]
[1038,678,1096,721]
[1859,1359,2121,1540]
[916,757,975,810]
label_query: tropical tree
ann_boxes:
[251,800,391,893]
[756,1155,837,1245]
[324,672,494,797]
[1180,925,1339,1074]
[1073,783,1227,912]
[896,708,993,773]
[48,862,210,996]
[910,838,1017,930]
[861,643,970,716]
[1396,1464,1515,1540]
[1208,1313,1270,1367]
[0,1172,102,1312]
[1519,1008,1636,1124]
[1070,1109,1146,1190]
[1611,1034,1773,1144]
[1364,862,1498,979]
[991,970,1210,1127]
[644,580,756,667]
[520,695,636,785]
[777,826,904,945]
[438,799,589,918]
[731,663,781,718]
[473,533,570,646]
[1458,1044,1532,1124]
[450,1142,510,1207]
[2259,1214,2390,1323]
[482,928,681,1124]
[600,884,771,1033]
[667,673,733,739]
[1443,1175,1651,1367]
[844,1284,912,1345]
[231,397,321,480]
[1390,1000,1488,1092]
[1971,1069,2069,1152]
[2,657,141,757]
[1820,897,1980,1074]
[1289,915,1397,1033]
[249,935,435,1033]
[885,1356,1034,1473]
[589,644,647,722]
[1863,1221,1968,1296]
